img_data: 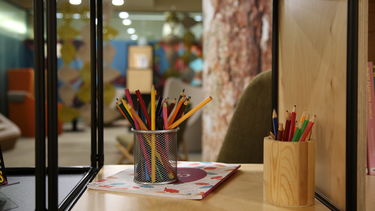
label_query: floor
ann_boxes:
[3,120,202,167]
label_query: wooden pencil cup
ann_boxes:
[263,137,315,207]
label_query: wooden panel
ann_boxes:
[72,165,329,211]
[369,0,375,62]
[357,0,368,210]
[278,0,347,210]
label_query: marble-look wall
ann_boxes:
[202,0,272,161]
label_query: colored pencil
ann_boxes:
[176,97,189,120]
[167,99,176,115]
[125,88,134,107]
[126,102,148,130]
[168,96,186,125]
[272,109,278,138]
[121,98,139,129]
[116,101,135,128]
[288,105,297,141]
[300,115,316,142]
[297,114,310,141]
[156,96,163,118]
[150,85,156,182]
[283,111,290,141]
[291,122,302,142]
[135,90,151,129]
[162,102,168,129]
[168,96,213,129]
[277,123,283,141]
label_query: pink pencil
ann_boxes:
[125,88,134,107]
[162,102,168,129]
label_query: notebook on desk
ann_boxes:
[87,162,240,199]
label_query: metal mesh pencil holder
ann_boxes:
[131,128,178,184]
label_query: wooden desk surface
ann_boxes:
[72,164,329,211]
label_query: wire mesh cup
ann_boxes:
[131,128,179,184]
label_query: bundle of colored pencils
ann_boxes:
[116,86,212,183]
[270,105,316,142]
[116,87,212,131]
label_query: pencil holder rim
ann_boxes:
[130,128,179,134]
[264,137,314,143]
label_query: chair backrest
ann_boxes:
[7,68,34,94]
[217,70,272,163]
[163,78,205,126]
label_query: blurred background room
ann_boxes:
[0,0,272,167]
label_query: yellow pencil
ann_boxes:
[120,98,133,118]
[151,85,156,182]
[168,96,213,129]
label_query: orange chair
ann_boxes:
[7,68,62,137]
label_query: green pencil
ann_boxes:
[297,119,310,141]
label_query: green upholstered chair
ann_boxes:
[217,70,272,163]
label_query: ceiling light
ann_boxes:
[69,0,82,5]
[56,13,63,19]
[72,13,81,19]
[130,34,138,40]
[119,12,129,19]
[194,15,202,22]
[127,28,135,34]
[112,0,124,6]
[122,19,131,26]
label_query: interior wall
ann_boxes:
[202,0,272,161]
[0,1,29,115]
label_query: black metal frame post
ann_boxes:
[46,0,59,209]
[271,0,359,210]
[97,0,104,168]
[271,0,279,113]
[7,1,105,209]
[33,0,46,210]
[90,0,98,169]
[346,0,358,210]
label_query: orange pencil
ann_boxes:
[126,102,148,130]
[299,115,316,142]
[168,96,212,129]
[168,96,186,125]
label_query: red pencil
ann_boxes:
[299,115,316,142]
[288,105,296,141]
[277,123,284,141]
[135,90,151,129]
[283,111,290,141]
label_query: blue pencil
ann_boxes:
[272,109,278,139]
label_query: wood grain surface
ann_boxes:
[263,139,315,207]
[357,0,368,210]
[72,165,329,211]
[278,0,347,209]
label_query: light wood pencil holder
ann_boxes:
[263,137,315,207]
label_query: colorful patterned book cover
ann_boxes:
[87,162,240,199]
